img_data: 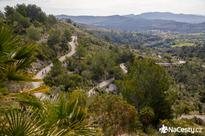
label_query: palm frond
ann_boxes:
[15,94,43,109]
[23,86,49,94]
[42,92,99,136]
[0,25,37,83]
[0,109,44,136]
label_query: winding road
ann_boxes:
[32,36,129,98]
[32,36,77,88]
[32,36,77,98]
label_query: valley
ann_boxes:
[0,3,205,136]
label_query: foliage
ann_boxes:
[88,29,164,48]
[0,109,44,136]
[1,3,205,135]
[47,15,57,26]
[47,30,61,47]
[0,25,37,84]
[172,42,194,47]
[26,25,42,41]
[66,34,129,82]
[4,4,56,34]
[0,92,102,136]
[174,100,194,116]
[168,62,205,113]
[63,29,72,42]
[139,107,155,132]
[44,60,84,91]
[16,4,47,23]
[59,29,72,51]
[117,58,173,125]
[89,94,140,135]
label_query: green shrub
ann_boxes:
[26,26,41,41]
[89,94,140,135]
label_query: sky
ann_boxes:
[0,0,205,16]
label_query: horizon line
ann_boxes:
[55,11,205,17]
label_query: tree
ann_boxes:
[47,30,61,47]
[47,15,57,26]
[4,6,15,23]
[0,11,4,18]
[24,4,47,23]
[59,29,71,51]
[4,5,30,33]
[16,4,28,17]
[90,51,116,80]
[4,4,54,33]
[63,29,72,42]
[117,58,172,125]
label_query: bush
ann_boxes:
[63,29,72,42]
[139,107,155,132]
[44,60,84,91]
[47,30,61,46]
[26,26,41,41]
[89,94,140,135]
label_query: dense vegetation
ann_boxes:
[0,4,205,136]
[86,29,173,48]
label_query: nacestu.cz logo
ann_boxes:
[159,124,203,134]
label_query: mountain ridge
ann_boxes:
[57,12,205,24]
[56,12,205,33]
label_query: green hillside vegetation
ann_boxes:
[0,4,205,136]
[172,42,195,47]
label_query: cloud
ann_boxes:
[0,0,204,15]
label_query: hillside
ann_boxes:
[132,12,205,24]
[1,4,205,136]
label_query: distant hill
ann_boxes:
[130,12,205,24]
[56,12,205,33]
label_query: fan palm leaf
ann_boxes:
[0,109,44,136]
[23,86,49,94]
[0,25,37,82]
[42,92,100,136]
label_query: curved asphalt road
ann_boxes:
[32,36,77,98]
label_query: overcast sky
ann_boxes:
[0,0,205,16]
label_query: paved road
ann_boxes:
[156,60,186,67]
[32,36,127,97]
[120,63,128,74]
[88,78,115,96]
[32,36,77,98]
[179,115,205,122]
[88,63,128,96]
